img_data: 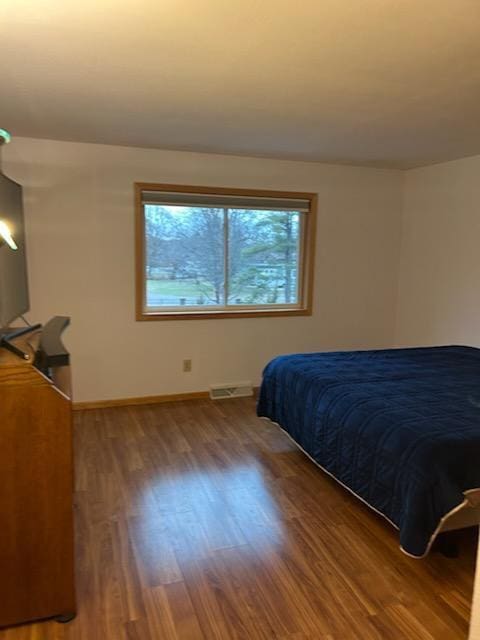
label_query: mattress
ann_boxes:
[257,346,480,557]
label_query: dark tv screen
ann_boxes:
[0,173,29,328]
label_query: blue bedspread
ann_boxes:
[257,346,480,557]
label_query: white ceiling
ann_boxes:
[1,0,480,169]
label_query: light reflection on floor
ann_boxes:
[138,457,287,564]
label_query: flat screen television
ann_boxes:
[0,173,29,329]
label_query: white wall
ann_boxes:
[3,138,403,402]
[470,538,480,639]
[396,155,480,346]
[392,154,480,640]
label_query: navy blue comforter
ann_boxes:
[257,346,480,557]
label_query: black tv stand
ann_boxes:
[0,324,42,360]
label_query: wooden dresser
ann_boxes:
[0,317,75,628]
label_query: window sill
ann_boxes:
[136,307,312,321]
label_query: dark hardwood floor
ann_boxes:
[1,397,476,639]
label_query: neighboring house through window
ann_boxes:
[135,183,317,320]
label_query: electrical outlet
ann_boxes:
[183,359,192,373]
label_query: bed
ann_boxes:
[257,345,480,558]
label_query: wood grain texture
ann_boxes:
[0,330,45,387]
[1,397,476,639]
[0,334,75,628]
[73,391,210,411]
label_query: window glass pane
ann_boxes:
[227,209,301,306]
[145,205,225,308]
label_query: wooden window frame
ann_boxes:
[135,183,317,321]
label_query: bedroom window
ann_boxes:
[135,183,317,320]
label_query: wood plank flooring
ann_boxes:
[0,397,476,639]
